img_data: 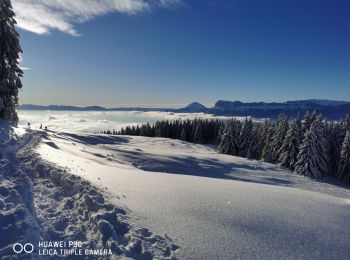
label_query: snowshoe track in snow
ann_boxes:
[1,130,178,259]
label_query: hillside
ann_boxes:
[38,131,350,259]
[1,123,349,258]
[176,102,208,112]
[0,123,177,259]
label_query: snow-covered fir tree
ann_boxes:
[340,114,350,139]
[271,114,289,163]
[0,0,23,124]
[295,115,329,178]
[218,119,240,156]
[294,125,319,177]
[327,122,343,177]
[338,130,350,184]
[248,124,260,160]
[261,122,274,163]
[259,120,269,158]
[180,127,187,141]
[314,115,329,175]
[238,118,253,158]
[279,115,302,169]
[191,118,199,140]
[216,121,225,144]
[193,121,203,143]
[218,120,231,155]
[302,110,317,135]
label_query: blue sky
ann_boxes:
[15,0,350,107]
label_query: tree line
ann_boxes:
[100,112,350,184]
[99,118,222,144]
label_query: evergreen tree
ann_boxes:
[191,118,198,141]
[215,121,225,144]
[176,121,182,139]
[193,121,203,143]
[218,121,233,155]
[248,124,260,160]
[279,115,302,169]
[155,121,163,137]
[295,116,329,178]
[314,115,329,176]
[294,125,319,178]
[0,0,23,124]
[271,114,288,162]
[328,122,342,177]
[180,127,187,141]
[338,130,350,184]
[218,119,240,155]
[259,120,270,158]
[217,122,225,138]
[302,110,317,135]
[261,122,274,163]
[340,114,350,140]
[238,118,253,158]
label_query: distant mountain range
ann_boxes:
[20,104,171,112]
[207,100,350,119]
[20,99,350,120]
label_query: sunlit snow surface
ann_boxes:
[0,125,178,259]
[37,132,350,259]
[18,110,239,133]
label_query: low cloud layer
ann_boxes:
[12,0,183,36]
[19,110,233,133]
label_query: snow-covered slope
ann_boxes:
[0,124,177,259]
[35,131,350,259]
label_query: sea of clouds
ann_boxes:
[18,110,234,133]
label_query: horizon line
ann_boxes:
[19,98,350,110]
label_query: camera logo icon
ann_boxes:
[13,243,34,254]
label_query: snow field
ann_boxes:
[37,131,350,259]
[0,125,178,259]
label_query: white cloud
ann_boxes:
[158,0,184,8]
[20,67,31,71]
[12,0,183,36]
